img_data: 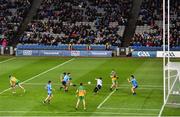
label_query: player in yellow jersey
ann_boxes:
[110,69,116,76]
[75,83,86,110]
[110,74,118,91]
[9,75,25,93]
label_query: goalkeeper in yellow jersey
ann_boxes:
[9,75,26,93]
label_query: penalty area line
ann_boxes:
[97,89,116,109]
[0,58,75,95]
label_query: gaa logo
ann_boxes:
[23,50,32,55]
[164,52,175,57]
[71,51,80,56]
[137,51,150,57]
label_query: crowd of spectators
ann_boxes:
[130,26,163,47]
[20,0,131,46]
[169,0,179,47]
[1,0,178,48]
[20,23,122,46]
[86,0,132,26]
[0,0,32,47]
[131,0,163,47]
[137,0,163,26]
[131,0,179,47]
[35,0,84,23]
[35,0,132,24]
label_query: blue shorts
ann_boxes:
[133,85,138,89]
[62,81,67,86]
[48,92,52,96]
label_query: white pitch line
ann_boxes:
[0,58,75,95]
[97,89,116,109]
[100,107,160,111]
[24,83,163,88]
[166,103,180,106]
[0,111,157,115]
[97,84,163,109]
[170,93,180,96]
[24,83,162,90]
[0,57,15,64]
[158,72,179,116]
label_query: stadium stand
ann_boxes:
[169,0,179,47]
[0,0,179,51]
[131,0,163,47]
[137,0,162,26]
[19,0,132,46]
[0,0,32,47]
[130,0,163,47]
[132,0,179,48]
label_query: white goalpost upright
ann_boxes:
[158,0,166,115]
[159,0,180,116]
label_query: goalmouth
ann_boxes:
[165,62,180,107]
[159,62,180,116]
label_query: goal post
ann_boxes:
[159,0,180,116]
[165,62,180,107]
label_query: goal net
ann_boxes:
[165,62,180,107]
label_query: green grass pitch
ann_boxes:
[0,56,179,116]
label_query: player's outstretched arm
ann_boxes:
[127,78,131,83]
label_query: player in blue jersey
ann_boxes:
[128,75,138,95]
[62,73,70,92]
[60,72,67,90]
[43,81,53,104]
[67,73,76,87]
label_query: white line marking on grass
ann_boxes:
[170,93,180,96]
[0,58,75,95]
[24,83,163,87]
[97,89,116,109]
[122,84,162,88]
[0,57,15,64]
[24,83,162,90]
[158,71,179,117]
[96,85,162,109]
[166,103,180,106]
[100,107,160,111]
[0,111,157,115]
